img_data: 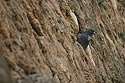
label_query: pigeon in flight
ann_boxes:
[76,28,95,50]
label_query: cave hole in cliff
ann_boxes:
[84,57,88,64]
[106,29,112,35]
[108,15,111,19]
[99,23,103,28]
[5,43,12,52]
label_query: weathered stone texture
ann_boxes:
[0,0,125,83]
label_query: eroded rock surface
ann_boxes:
[0,0,125,83]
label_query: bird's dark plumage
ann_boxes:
[76,28,95,50]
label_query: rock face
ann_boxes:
[0,48,12,83]
[0,0,125,83]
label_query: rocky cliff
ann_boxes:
[0,0,125,83]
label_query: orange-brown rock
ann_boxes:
[0,0,125,83]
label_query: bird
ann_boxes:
[76,28,95,50]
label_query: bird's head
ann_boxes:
[84,28,95,36]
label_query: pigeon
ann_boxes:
[76,28,95,50]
